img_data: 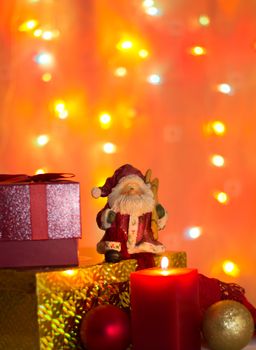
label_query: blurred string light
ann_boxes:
[116,38,149,59]
[147,73,162,85]
[103,142,117,154]
[41,72,52,82]
[214,191,229,204]
[114,67,127,77]
[210,154,225,167]
[117,39,133,51]
[19,19,38,32]
[142,0,161,16]
[211,120,226,135]
[42,30,55,41]
[36,134,49,146]
[138,49,149,58]
[222,260,240,277]
[145,6,161,16]
[19,21,60,41]
[54,100,65,113]
[204,120,226,136]
[185,226,202,240]
[99,112,112,129]
[34,52,54,67]
[216,83,233,95]
[33,28,43,37]
[190,45,207,56]
[44,30,59,40]
[54,100,69,119]
[34,28,60,41]
[198,15,210,26]
[58,110,68,120]
[142,0,154,7]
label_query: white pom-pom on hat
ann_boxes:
[91,187,102,199]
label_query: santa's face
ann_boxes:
[108,176,155,216]
[120,181,144,196]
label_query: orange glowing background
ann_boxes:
[1,0,256,305]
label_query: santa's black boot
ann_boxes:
[105,249,122,263]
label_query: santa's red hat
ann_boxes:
[91,164,145,199]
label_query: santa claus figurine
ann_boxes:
[91,164,168,263]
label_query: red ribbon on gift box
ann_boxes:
[0,173,75,183]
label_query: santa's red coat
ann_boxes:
[96,204,162,259]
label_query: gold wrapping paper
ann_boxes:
[0,270,39,350]
[37,252,186,350]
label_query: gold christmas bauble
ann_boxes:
[202,300,254,350]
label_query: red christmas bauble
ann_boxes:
[80,304,131,350]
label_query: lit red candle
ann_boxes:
[130,258,201,350]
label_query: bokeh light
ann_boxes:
[54,100,66,113]
[34,52,54,66]
[142,0,154,7]
[33,28,43,37]
[36,134,49,147]
[214,191,229,204]
[35,168,46,174]
[117,39,133,51]
[147,74,161,84]
[190,46,207,56]
[210,154,225,167]
[58,110,69,119]
[145,6,160,16]
[204,120,227,136]
[212,121,226,135]
[103,142,117,154]
[99,112,112,129]
[185,226,202,239]
[41,72,52,82]
[114,67,127,77]
[198,15,210,26]
[138,49,149,58]
[41,30,54,40]
[222,260,240,277]
[217,83,233,95]
[54,100,69,119]
[19,19,38,32]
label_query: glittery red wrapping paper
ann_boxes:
[0,182,81,241]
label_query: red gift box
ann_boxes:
[0,173,81,268]
[0,173,81,241]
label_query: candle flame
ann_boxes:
[161,256,169,269]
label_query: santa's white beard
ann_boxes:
[108,183,155,216]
